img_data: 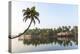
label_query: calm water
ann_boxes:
[12,36,78,53]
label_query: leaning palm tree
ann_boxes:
[9,6,40,39]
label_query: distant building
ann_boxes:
[24,35,32,40]
[57,32,71,37]
[18,35,32,40]
[57,37,70,41]
[18,35,24,40]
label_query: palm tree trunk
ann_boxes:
[9,20,33,39]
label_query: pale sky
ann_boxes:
[11,1,78,35]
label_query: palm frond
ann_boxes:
[32,18,36,25]
[31,6,35,11]
[34,16,40,23]
[23,8,30,16]
[23,12,27,16]
[35,12,39,16]
[23,16,30,22]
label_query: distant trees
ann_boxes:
[71,26,78,42]
[71,26,78,36]
[24,26,78,38]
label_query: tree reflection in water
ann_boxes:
[18,26,78,47]
[19,35,78,47]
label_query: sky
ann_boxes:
[11,1,78,35]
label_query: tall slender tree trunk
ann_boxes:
[9,19,33,39]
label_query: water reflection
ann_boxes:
[18,35,78,47]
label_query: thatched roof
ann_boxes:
[57,32,71,36]
[18,35,32,40]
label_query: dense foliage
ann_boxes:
[23,26,78,37]
[19,26,78,46]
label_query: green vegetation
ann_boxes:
[18,26,78,46]
[24,26,78,38]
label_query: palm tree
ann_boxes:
[9,6,40,39]
[64,26,71,32]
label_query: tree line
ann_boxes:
[23,26,78,38]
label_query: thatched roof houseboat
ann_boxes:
[18,35,32,40]
[57,32,72,37]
